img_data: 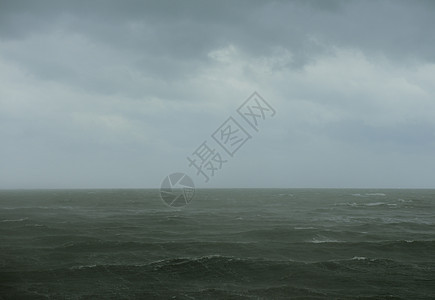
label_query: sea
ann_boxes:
[1,189,434,299]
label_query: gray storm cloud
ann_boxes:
[0,0,434,188]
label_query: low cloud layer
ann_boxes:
[1,0,434,188]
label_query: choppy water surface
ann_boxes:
[1,189,434,299]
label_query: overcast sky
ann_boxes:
[1,0,435,189]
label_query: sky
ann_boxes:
[1,0,435,189]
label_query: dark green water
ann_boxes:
[1,189,434,299]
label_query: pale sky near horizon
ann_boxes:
[1,0,435,189]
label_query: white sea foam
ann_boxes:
[365,202,386,206]
[334,202,358,206]
[294,226,316,230]
[311,239,340,243]
[1,217,28,222]
[311,236,341,243]
[0,206,74,210]
[70,264,97,270]
[336,202,390,207]
[351,193,366,197]
[273,193,294,197]
[352,256,367,260]
[398,198,412,203]
[352,193,387,197]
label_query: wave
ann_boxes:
[334,201,409,209]
[0,206,76,209]
[64,255,407,270]
[43,238,435,261]
[310,235,342,243]
[1,217,28,222]
[294,226,316,230]
[365,201,386,206]
[38,255,430,281]
[3,255,431,299]
[351,256,367,260]
[398,198,413,203]
[351,193,387,197]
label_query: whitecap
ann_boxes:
[25,224,44,227]
[398,198,412,203]
[334,202,357,206]
[1,217,28,222]
[352,256,367,260]
[294,226,316,230]
[364,202,386,206]
[70,264,97,270]
[311,236,341,243]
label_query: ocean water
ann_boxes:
[1,189,434,299]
